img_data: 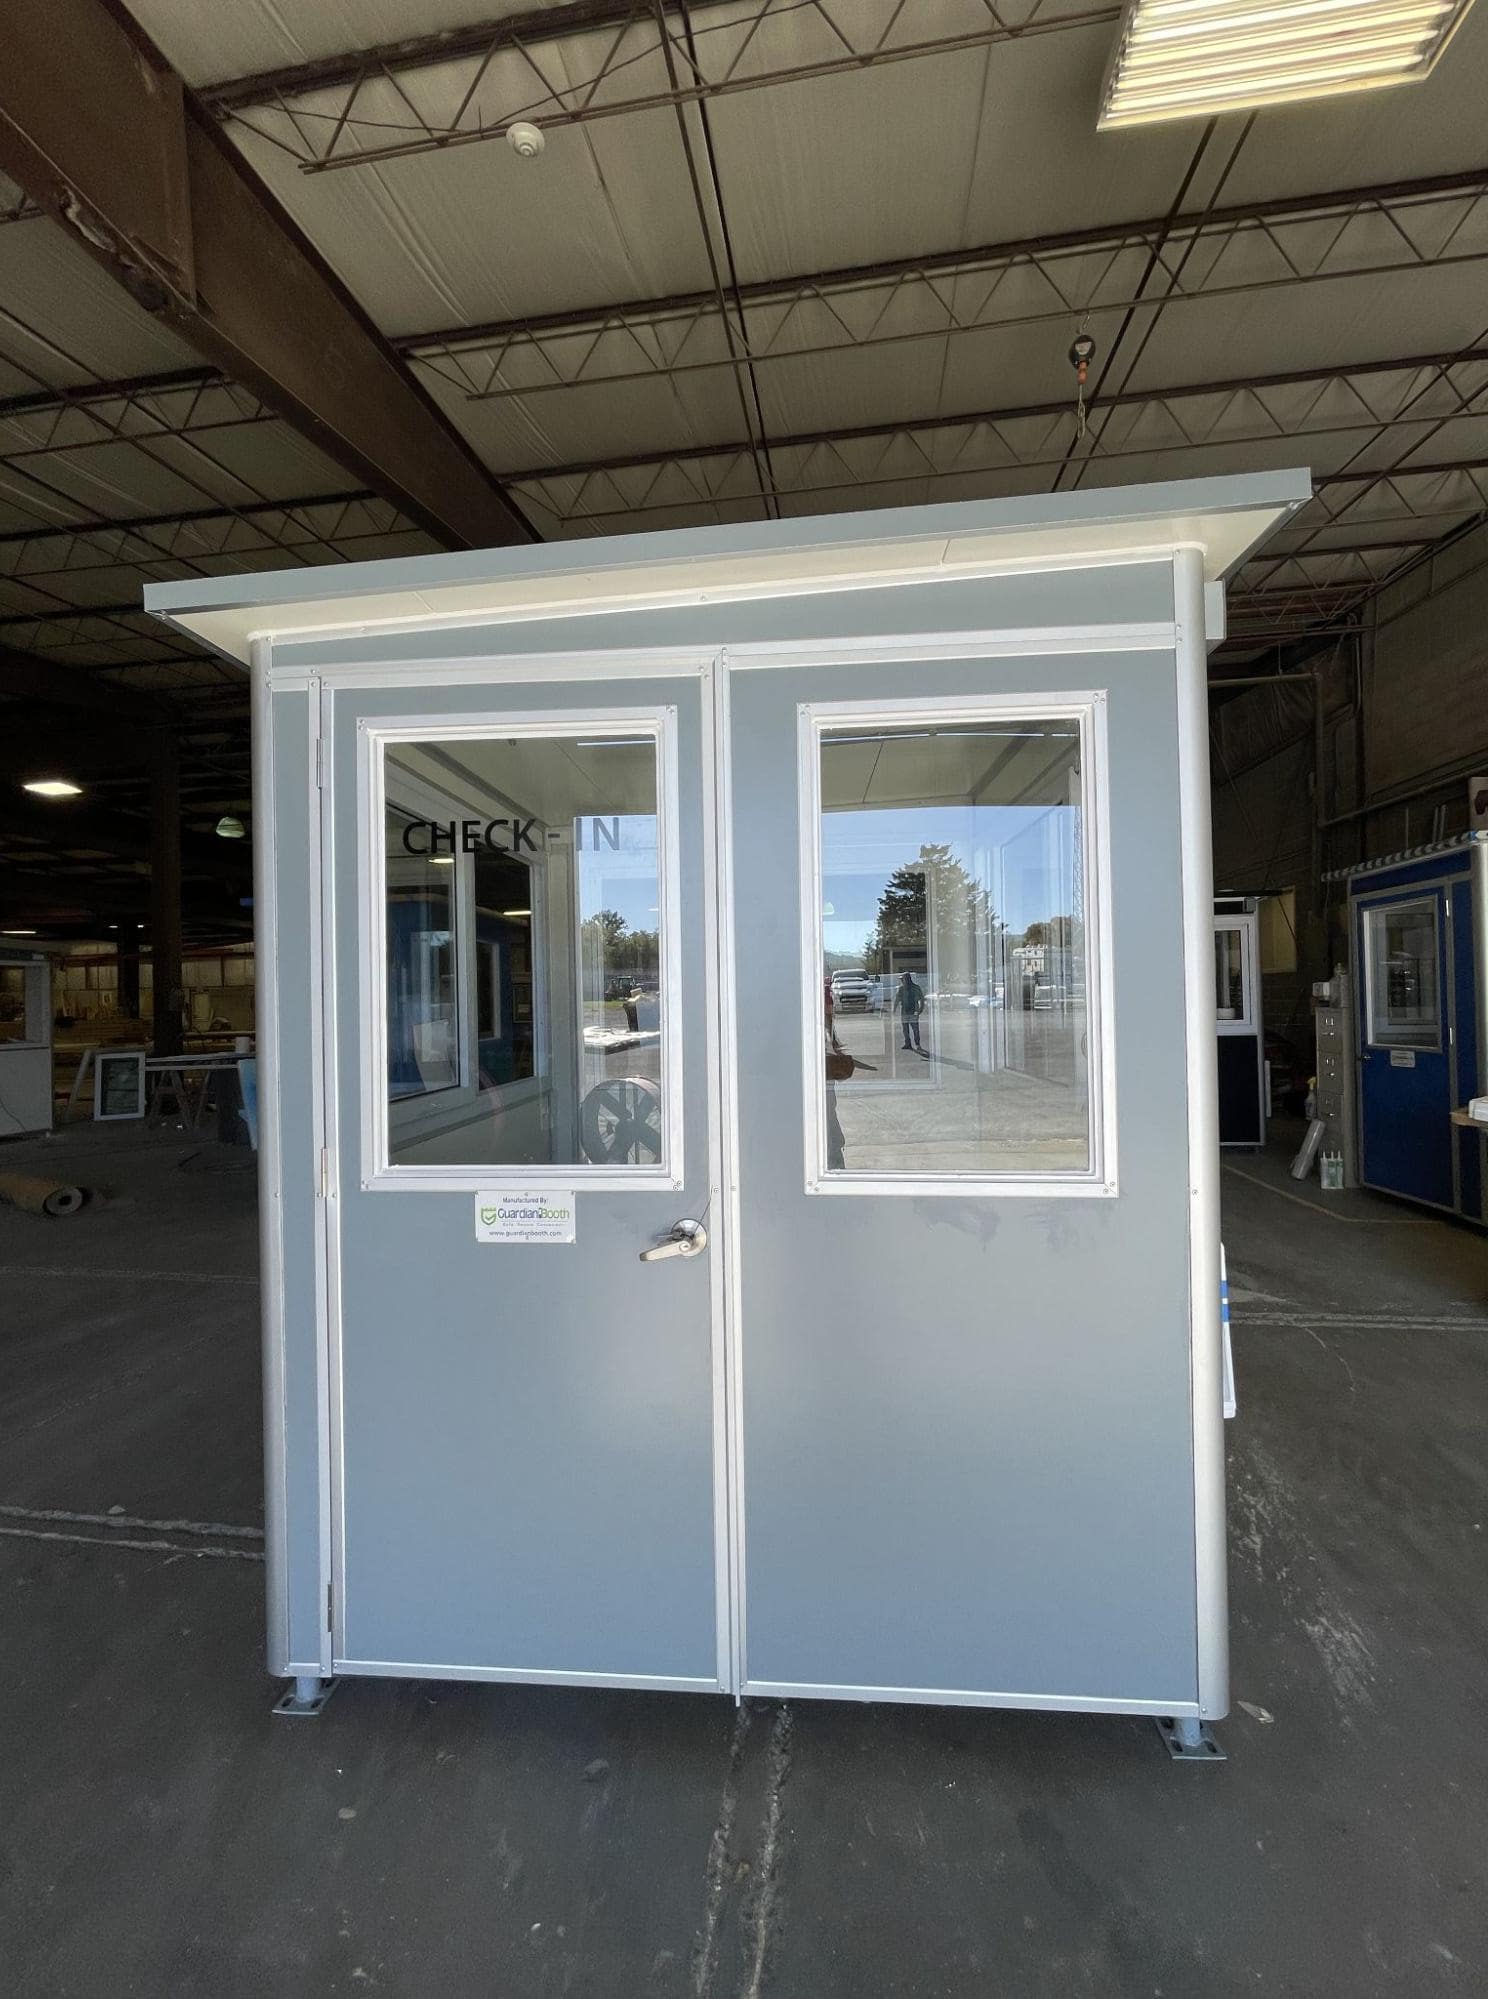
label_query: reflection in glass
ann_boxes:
[1365,899,1439,1048]
[386,806,457,1100]
[818,719,1091,1176]
[382,734,663,1168]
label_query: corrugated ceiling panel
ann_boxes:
[0,221,201,388]
[137,421,361,508]
[226,92,708,334]
[709,30,1204,281]
[414,359,744,475]
[0,416,354,529]
[1112,267,1488,405]
[1208,5,1488,208]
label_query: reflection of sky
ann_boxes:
[823,803,1075,956]
[577,815,660,934]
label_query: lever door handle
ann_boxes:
[639,1218,708,1262]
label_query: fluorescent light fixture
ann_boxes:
[429,854,455,866]
[23,778,83,798]
[1098,0,1476,125]
[502,907,532,917]
[3,927,37,936]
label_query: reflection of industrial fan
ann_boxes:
[581,1078,664,1163]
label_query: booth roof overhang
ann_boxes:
[144,470,1311,668]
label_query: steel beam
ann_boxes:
[400,171,1488,406]
[0,641,178,725]
[0,798,250,877]
[0,494,423,595]
[503,345,1488,527]
[0,866,247,924]
[202,0,1122,171]
[0,0,530,550]
[0,486,367,548]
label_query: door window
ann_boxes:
[807,701,1108,1190]
[373,723,676,1179]
[1364,898,1440,1049]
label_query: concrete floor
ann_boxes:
[1,1123,1485,1997]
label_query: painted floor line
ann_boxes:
[0,1265,259,1284]
[0,1503,262,1540]
[0,1525,264,1561]
[1241,1312,1488,1333]
[1221,1164,1437,1223]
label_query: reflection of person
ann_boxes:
[895,970,925,1052]
[825,974,848,1171]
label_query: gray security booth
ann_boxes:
[147,472,1305,1745]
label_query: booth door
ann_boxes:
[727,653,1204,1706]
[324,673,725,1687]
[1357,886,1453,1209]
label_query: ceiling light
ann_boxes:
[429,855,455,866]
[3,927,37,936]
[215,814,247,839]
[1097,0,1476,125]
[502,907,532,917]
[23,778,83,798]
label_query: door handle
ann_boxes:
[639,1218,708,1262]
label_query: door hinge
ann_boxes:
[319,1146,330,1197]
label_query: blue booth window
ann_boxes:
[1364,899,1440,1050]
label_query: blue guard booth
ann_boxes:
[145,472,1306,1755]
[1333,833,1487,1222]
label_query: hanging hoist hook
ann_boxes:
[1068,333,1097,440]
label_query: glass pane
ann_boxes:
[818,718,1091,1177]
[1215,928,1245,1019]
[1366,899,1439,1048]
[382,732,664,1169]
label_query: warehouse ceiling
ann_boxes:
[1,0,1486,937]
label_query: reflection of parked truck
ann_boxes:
[829,968,872,1011]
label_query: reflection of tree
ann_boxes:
[1022,916,1076,948]
[580,907,659,977]
[863,845,1001,971]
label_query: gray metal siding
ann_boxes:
[265,690,328,1671]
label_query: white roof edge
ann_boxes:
[144,471,1311,666]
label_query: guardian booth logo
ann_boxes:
[402,817,540,856]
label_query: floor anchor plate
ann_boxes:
[1156,1715,1226,1761]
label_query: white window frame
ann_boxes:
[358,705,684,1192]
[1362,894,1442,1052]
[798,690,1117,1198]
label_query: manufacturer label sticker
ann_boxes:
[475,1191,576,1244]
[1389,1048,1417,1068]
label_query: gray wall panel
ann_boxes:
[266,690,327,1670]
